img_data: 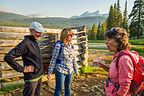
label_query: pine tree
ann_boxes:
[129,0,144,39]
[116,0,122,27]
[97,22,102,40]
[91,24,97,40]
[107,5,114,30]
[102,21,107,40]
[122,0,129,31]
[88,29,91,40]
[113,3,117,26]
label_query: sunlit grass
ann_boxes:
[0,83,24,95]
[84,62,108,76]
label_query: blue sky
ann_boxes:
[0,0,135,18]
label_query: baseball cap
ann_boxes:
[29,22,44,33]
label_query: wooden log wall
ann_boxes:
[0,26,88,80]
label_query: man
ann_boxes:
[4,22,44,96]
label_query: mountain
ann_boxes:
[0,8,8,13]
[27,14,48,18]
[0,11,107,30]
[71,10,108,18]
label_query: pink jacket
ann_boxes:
[105,51,139,96]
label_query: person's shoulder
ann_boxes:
[55,41,61,48]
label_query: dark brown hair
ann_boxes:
[105,27,131,52]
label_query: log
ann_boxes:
[73,45,82,50]
[0,70,23,78]
[0,32,29,40]
[42,54,52,59]
[42,33,56,36]
[0,80,24,88]
[70,26,86,31]
[40,46,54,51]
[39,42,55,46]
[43,58,51,64]
[73,36,87,40]
[72,39,82,44]
[38,38,55,43]
[44,28,62,33]
[0,26,29,32]
[0,61,23,71]
[0,40,22,47]
[81,59,88,66]
[41,51,53,54]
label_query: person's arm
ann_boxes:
[99,62,110,72]
[73,56,79,76]
[4,41,25,72]
[92,61,110,72]
[48,43,61,76]
[116,55,134,96]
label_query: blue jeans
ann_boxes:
[54,70,73,96]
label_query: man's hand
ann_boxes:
[47,74,52,80]
[24,65,34,73]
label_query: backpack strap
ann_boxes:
[106,77,120,92]
[114,51,136,71]
[54,40,63,54]
[54,40,63,63]
[114,51,124,71]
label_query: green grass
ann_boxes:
[88,39,144,57]
[88,39,144,45]
[84,62,108,76]
[88,40,106,43]
[129,39,144,45]
[0,83,24,95]
[131,46,144,57]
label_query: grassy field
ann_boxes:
[84,39,144,76]
[88,39,144,57]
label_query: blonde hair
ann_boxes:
[60,28,74,43]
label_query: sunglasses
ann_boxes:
[68,34,73,37]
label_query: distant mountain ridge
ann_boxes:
[71,10,108,18]
[0,8,8,13]
[0,10,107,29]
[27,14,48,18]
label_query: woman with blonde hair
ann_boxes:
[47,28,79,96]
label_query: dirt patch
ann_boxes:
[2,73,107,96]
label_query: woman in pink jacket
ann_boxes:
[92,27,139,96]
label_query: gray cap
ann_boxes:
[29,22,44,33]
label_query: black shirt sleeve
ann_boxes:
[4,40,26,72]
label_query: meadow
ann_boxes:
[85,39,144,75]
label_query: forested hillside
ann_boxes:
[0,12,106,29]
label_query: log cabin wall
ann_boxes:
[0,26,88,81]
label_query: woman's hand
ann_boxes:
[47,74,52,80]
[23,65,34,73]
[91,60,103,67]
[116,93,119,96]
[76,72,79,76]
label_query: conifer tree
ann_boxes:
[122,0,129,31]
[116,0,122,27]
[97,22,102,40]
[113,3,117,26]
[102,21,107,40]
[107,5,114,30]
[91,24,97,40]
[88,29,91,40]
[129,0,144,38]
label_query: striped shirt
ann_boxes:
[48,42,78,75]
